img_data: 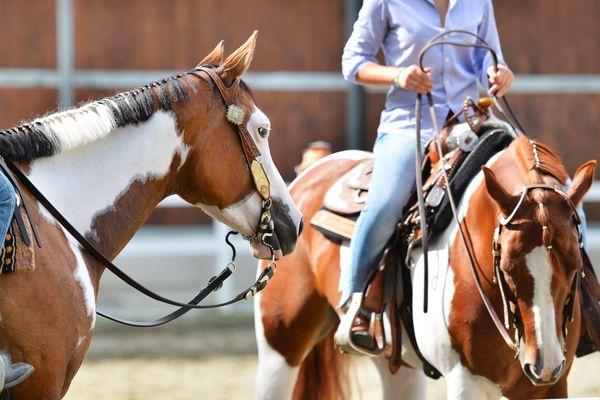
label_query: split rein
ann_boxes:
[0,66,279,327]
[413,30,565,354]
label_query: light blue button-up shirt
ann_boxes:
[342,0,505,141]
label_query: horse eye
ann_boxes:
[258,126,270,138]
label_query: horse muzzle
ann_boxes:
[249,199,302,260]
[523,359,566,386]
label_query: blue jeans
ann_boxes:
[0,172,16,242]
[341,133,418,305]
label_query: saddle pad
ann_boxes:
[0,209,34,274]
[311,210,355,244]
[428,128,514,235]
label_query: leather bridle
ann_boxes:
[492,183,585,355]
[0,65,280,327]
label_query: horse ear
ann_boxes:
[197,40,225,67]
[482,166,519,214]
[219,31,257,84]
[567,160,596,208]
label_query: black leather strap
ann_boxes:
[0,156,276,326]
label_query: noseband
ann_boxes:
[492,184,585,356]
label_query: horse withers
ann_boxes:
[255,135,596,399]
[0,33,302,399]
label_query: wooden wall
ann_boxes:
[0,0,598,222]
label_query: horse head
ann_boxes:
[175,33,303,260]
[483,158,596,385]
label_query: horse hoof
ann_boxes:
[4,362,34,389]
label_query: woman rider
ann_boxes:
[335,0,514,352]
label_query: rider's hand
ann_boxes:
[394,65,433,94]
[487,65,514,97]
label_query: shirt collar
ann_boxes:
[425,0,458,10]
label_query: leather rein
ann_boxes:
[414,30,580,353]
[0,65,279,327]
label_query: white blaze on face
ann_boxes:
[246,106,302,228]
[524,246,565,374]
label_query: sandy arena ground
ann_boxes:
[65,353,600,399]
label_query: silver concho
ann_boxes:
[458,130,478,152]
[426,186,445,207]
[226,104,245,126]
[445,122,478,153]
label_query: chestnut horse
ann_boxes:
[0,33,302,399]
[255,136,596,399]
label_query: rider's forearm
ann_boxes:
[355,62,402,86]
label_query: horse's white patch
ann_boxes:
[28,111,188,238]
[412,150,505,394]
[254,291,299,400]
[76,335,87,348]
[288,150,372,191]
[66,233,96,328]
[525,245,565,373]
[198,192,262,237]
[372,354,427,399]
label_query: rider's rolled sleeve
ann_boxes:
[341,0,388,83]
[477,0,507,88]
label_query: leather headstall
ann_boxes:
[191,67,278,255]
[492,184,585,355]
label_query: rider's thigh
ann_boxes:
[366,132,417,214]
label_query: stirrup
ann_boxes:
[334,293,379,356]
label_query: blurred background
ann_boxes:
[0,0,598,398]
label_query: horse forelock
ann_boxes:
[0,71,199,162]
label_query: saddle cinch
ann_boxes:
[311,100,600,373]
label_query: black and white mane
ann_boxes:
[0,71,202,161]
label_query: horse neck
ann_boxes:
[25,110,189,259]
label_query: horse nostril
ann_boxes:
[552,360,566,379]
[524,363,540,381]
[298,217,304,236]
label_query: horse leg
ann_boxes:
[255,293,301,400]
[372,357,426,400]
[445,365,502,400]
[255,288,338,400]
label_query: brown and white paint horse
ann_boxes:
[0,33,302,399]
[255,135,595,399]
